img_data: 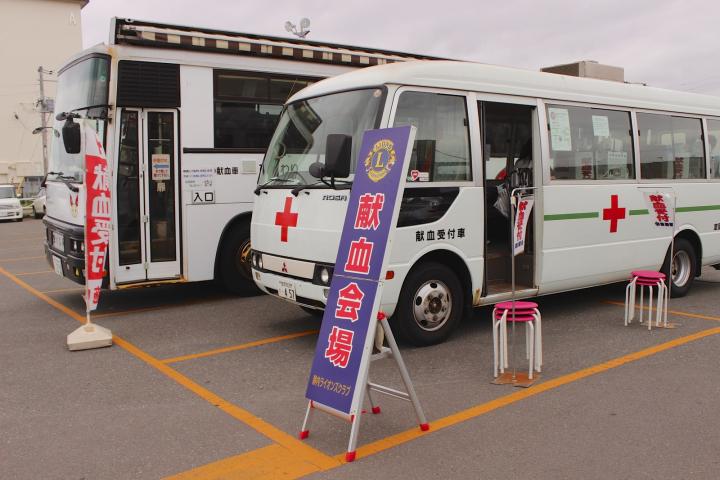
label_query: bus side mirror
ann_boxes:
[323,134,351,178]
[62,118,81,154]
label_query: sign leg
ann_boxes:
[366,379,381,414]
[346,409,363,462]
[380,318,429,430]
[299,401,313,439]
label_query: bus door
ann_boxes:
[114,108,181,284]
[479,101,537,295]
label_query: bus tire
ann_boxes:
[661,237,696,297]
[218,221,261,296]
[391,261,463,347]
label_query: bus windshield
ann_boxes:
[50,56,110,182]
[259,88,384,187]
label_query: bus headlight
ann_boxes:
[319,267,331,285]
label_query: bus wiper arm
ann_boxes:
[47,171,79,192]
[291,179,351,196]
[253,177,295,195]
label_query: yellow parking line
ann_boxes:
[0,265,340,473]
[336,325,720,463]
[14,269,53,276]
[164,444,320,480]
[603,300,720,322]
[162,330,319,364]
[0,255,45,262]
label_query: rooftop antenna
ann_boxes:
[285,18,311,38]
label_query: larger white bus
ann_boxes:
[250,60,720,345]
[44,18,436,293]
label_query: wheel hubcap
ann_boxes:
[672,250,691,287]
[235,240,253,280]
[411,280,452,332]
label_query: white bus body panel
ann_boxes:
[45,182,84,227]
[251,187,485,316]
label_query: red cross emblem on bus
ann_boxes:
[602,194,626,233]
[275,197,298,242]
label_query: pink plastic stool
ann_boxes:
[625,270,668,329]
[492,301,542,379]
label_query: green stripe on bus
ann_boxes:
[544,212,599,221]
[676,205,720,213]
[629,209,649,216]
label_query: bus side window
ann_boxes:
[638,113,705,179]
[708,119,720,179]
[393,91,471,182]
[547,105,634,180]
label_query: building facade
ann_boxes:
[0,0,86,192]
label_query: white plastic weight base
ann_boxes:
[67,323,113,351]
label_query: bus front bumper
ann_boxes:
[252,268,328,310]
[43,217,85,285]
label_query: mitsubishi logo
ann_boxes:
[275,196,298,243]
[282,262,288,273]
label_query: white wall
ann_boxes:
[0,0,84,187]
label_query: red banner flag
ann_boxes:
[84,125,111,312]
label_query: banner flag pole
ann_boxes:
[67,120,113,351]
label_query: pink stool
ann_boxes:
[625,270,668,330]
[492,301,542,379]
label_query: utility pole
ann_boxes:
[37,66,53,175]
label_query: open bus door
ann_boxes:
[114,108,181,284]
[480,101,537,296]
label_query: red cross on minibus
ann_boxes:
[602,194,626,233]
[275,196,298,242]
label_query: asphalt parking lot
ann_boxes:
[2,218,720,479]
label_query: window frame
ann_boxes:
[634,108,709,183]
[539,99,637,185]
[703,116,720,181]
[388,85,476,189]
[212,69,320,152]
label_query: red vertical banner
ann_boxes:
[84,125,111,312]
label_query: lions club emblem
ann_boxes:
[364,139,396,183]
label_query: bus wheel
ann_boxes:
[661,237,696,297]
[392,262,463,346]
[218,221,261,296]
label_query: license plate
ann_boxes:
[0,210,8,217]
[52,231,64,251]
[52,256,63,276]
[278,281,297,301]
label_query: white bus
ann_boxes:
[250,60,720,345]
[44,18,436,293]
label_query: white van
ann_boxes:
[0,184,23,222]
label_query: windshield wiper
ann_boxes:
[291,179,351,196]
[253,177,297,195]
[47,171,80,192]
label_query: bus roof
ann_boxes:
[111,18,444,69]
[290,60,720,117]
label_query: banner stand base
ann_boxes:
[492,371,538,388]
[300,316,428,462]
[67,323,113,351]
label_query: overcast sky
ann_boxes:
[81,0,720,95]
